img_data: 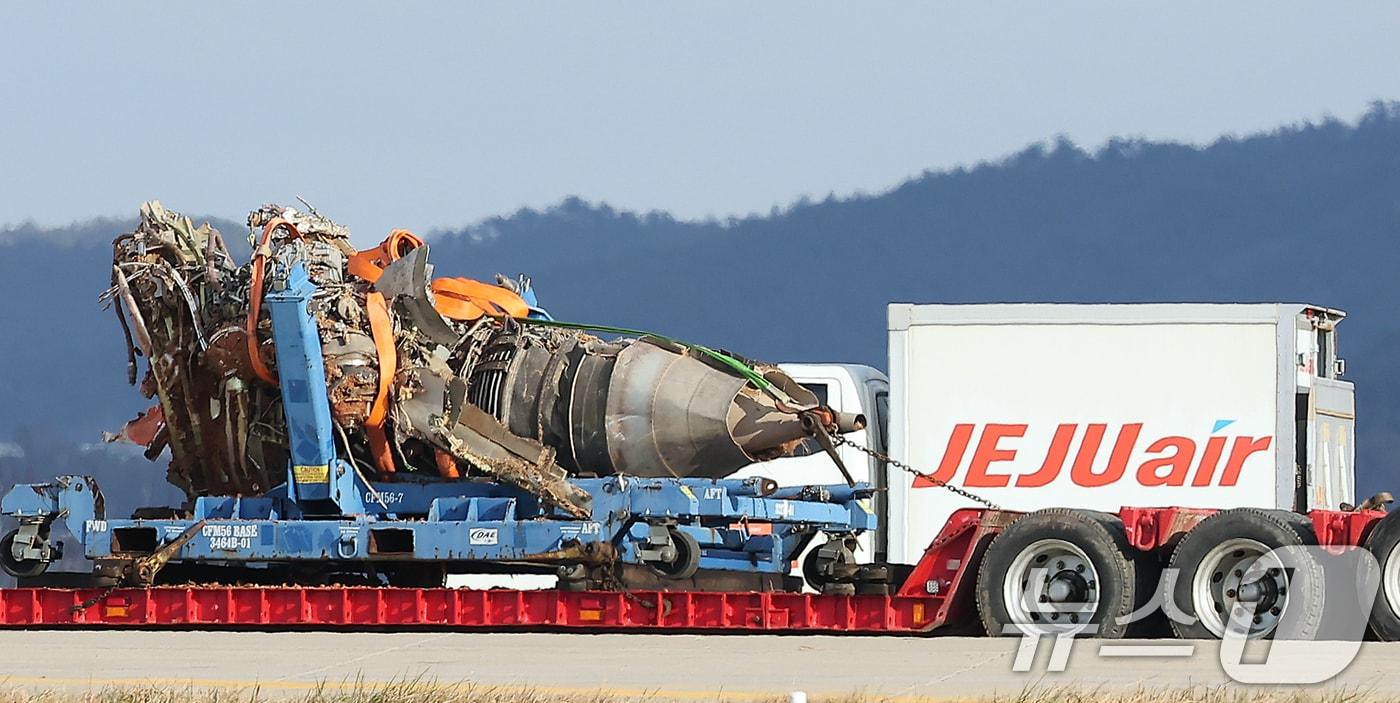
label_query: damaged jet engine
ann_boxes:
[104,202,860,517]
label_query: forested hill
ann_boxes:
[2,104,1399,528]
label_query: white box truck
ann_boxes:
[885,302,1355,564]
[757,302,1357,564]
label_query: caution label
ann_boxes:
[293,464,330,483]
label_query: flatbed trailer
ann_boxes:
[7,278,1400,639]
[0,507,998,633]
[3,505,1392,637]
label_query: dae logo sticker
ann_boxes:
[469,528,499,546]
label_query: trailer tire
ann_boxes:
[1365,509,1400,641]
[802,538,859,592]
[0,530,49,579]
[976,509,1144,638]
[651,529,701,580]
[1166,508,1322,640]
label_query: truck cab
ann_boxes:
[735,363,891,560]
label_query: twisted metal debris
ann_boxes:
[103,202,856,517]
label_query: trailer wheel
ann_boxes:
[650,529,701,580]
[0,530,49,579]
[1166,508,1322,640]
[976,509,1144,638]
[1365,509,1400,641]
[803,538,860,593]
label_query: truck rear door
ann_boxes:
[1305,377,1356,510]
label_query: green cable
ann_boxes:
[516,317,774,391]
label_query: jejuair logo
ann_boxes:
[913,420,1273,489]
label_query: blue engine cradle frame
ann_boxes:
[2,264,875,580]
[3,474,873,575]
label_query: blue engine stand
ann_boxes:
[2,264,876,586]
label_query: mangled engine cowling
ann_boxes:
[467,330,821,478]
[106,201,856,519]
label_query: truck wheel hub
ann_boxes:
[1195,538,1289,638]
[1004,539,1100,631]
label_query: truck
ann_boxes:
[743,302,1395,639]
[5,299,1400,642]
[767,304,1356,554]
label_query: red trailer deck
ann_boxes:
[0,507,1388,636]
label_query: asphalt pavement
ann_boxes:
[2,631,1399,700]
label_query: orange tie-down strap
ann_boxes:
[347,229,424,284]
[247,218,303,386]
[430,277,530,320]
[363,291,398,475]
[364,290,459,478]
[355,231,526,478]
[349,229,530,321]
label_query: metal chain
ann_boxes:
[598,565,674,616]
[69,584,120,614]
[832,434,1002,511]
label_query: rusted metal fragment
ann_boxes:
[374,246,459,347]
[324,330,379,426]
[106,201,278,501]
[393,364,592,517]
[102,404,165,447]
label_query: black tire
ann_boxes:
[802,539,859,592]
[1365,509,1400,641]
[0,530,49,579]
[652,529,700,580]
[855,566,892,595]
[857,565,891,582]
[802,547,829,590]
[1166,508,1322,640]
[976,509,1146,638]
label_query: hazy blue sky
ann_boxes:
[3,2,1399,241]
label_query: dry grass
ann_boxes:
[0,681,1392,703]
[978,688,1384,703]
